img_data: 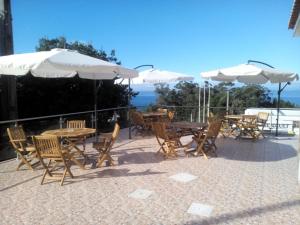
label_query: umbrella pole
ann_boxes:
[94,80,98,137]
[275,82,290,136]
[128,78,132,139]
[208,83,211,117]
[226,89,229,115]
[203,83,206,122]
[275,83,281,136]
[198,83,201,122]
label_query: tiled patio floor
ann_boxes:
[0,129,299,225]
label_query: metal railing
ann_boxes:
[1,105,299,161]
[0,106,129,161]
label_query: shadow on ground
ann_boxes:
[184,199,300,225]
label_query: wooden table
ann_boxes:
[42,128,96,137]
[42,128,96,169]
[142,112,167,117]
[142,112,167,122]
[168,121,207,136]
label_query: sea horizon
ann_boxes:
[132,90,300,108]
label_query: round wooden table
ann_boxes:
[142,112,168,122]
[42,128,96,137]
[168,121,207,136]
[42,128,96,169]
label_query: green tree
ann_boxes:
[154,81,295,119]
[154,82,199,120]
[17,37,135,118]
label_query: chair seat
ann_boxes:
[17,145,36,153]
[25,146,36,152]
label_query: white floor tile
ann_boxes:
[169,173,197,183]
[128,189,153,200]
[187,203,213,217]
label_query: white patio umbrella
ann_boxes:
[115,68,194,84]
[201,63,298,84]
[0,48,138,130]
[200,62,299,136]
[0,48,137,79]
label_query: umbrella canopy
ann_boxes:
[200,62,299,136]
[0,48,138,79]
[201,64,299,84]
[115,69,194,84]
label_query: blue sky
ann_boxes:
[11,0,300,92]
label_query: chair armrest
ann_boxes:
[10,138,26,143]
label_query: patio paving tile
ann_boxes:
[169,172,198,183]
[187,203,214,217]
[128,188,153,199]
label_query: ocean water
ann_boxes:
[270,89,300,106]
[132,91,156,107]
[132,89,300,107]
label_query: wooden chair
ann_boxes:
[7,126,38,171]
[237,115,259,140]
[152,122,183,159]
[256,112,269,138]
[130,111,151,136]
[32,135,75,186]
[92,123,120,167]
[188,119,222,159]
[66,120,86,150]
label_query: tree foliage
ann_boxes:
[154,81,295,116]
[17,37,135,118]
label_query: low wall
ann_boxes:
[245,108,300,134]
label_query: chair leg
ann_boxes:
[156,146,163,153]
[164,143,177,158]
[60,168,68,186]
[41,160,52,185]
[97,154,106,167]
[107,154,115,166]
[69,154,85,170]
[83,139,86,151]
[16,153,34,171]
[195,143,208,159]
[65,160,74,178]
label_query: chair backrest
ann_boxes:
[207,116,216,124]
[67,120,86,128]
[32,135,63,159]
[242,115,257,125]
[206,119,223,138]
[152,122,168,140]
[111,123,121,141]
[131,111,145,126]
[257,112,269,122]
[101,123,121,152]
[207,112,226,124]
[7,126,27,150]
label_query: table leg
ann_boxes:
[65,138,87,168]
